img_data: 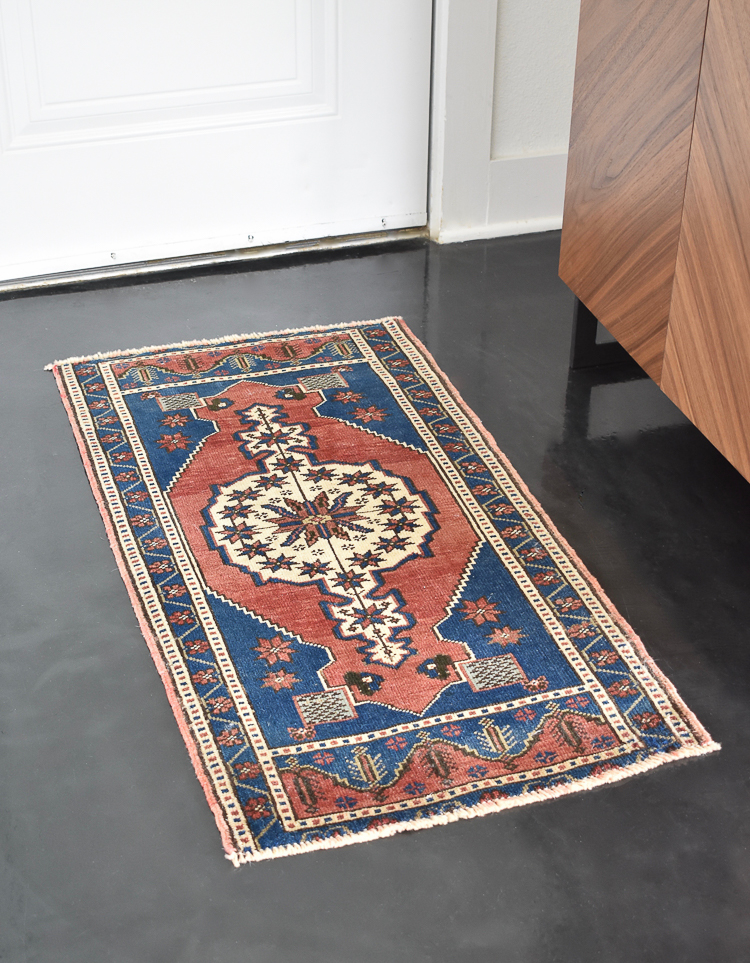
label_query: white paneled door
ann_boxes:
[0,0,432,281]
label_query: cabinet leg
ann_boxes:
[569,298,632,369]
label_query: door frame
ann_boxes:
[429,0,569,243]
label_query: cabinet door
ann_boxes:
[661,0,750,481]
[559,0,709,381]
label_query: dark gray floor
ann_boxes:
[2,234,748,962]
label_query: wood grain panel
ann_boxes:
[661,0,750,482]
[559,0,709,382]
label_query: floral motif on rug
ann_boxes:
[49,317,718,864]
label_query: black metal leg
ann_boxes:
[569,297,632,369]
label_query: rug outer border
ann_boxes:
[391,317,717,752]
[52,365,236,857]
[49,316,720,867]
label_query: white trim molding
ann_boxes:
[437,153,568,243]
[429,0,572,243]
[429,0,498,242]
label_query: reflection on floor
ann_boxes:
[2,232,748,963]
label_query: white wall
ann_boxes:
[491,0,579,160]
[430,0,581,243]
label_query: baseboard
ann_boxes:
[437,216,563,244]
[436,152,568,244]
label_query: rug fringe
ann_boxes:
[224,738,720,866]
[44,316,400,370]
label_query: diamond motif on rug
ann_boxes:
[49,316,718,865]
[199,402,437,673]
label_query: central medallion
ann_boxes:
[202,403,436,668]
[169,379,479,715]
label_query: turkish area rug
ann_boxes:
[49,317,718,864]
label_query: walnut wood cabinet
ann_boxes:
[560,0,750,482]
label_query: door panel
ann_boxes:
[0,0,431,281]
[1,1,333,146]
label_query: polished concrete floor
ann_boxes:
[2,233,749,962]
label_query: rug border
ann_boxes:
[49,316,720,867]
[52,366,238,857]
[224,739,716,864]
[44,317,386,370]
[390,316,718,752]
